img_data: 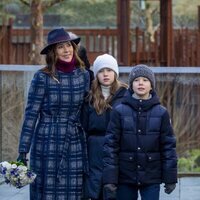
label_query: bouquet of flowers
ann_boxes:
[0,161,36,189]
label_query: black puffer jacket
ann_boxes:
[103,89,177,186]
[82,87,127,199]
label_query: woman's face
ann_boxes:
[55,41,74,62]
[132,76,152,99]
[97,68,115,86]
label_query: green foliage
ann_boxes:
[178,149,200,172]
[173,0,199,27]
[1,0,199,28]
[46,0,116,27]
[10,161,25,166]
[0,0,27,24]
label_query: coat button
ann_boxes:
[138,129,141,133]
[137,165,141,168]
[139,100,142,102]
[137,147,141,150]
[129,156,133,160]
[149,156,152,160]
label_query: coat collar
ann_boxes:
[121,89,160,111]
[110,86,127,105]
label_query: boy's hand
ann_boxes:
[164,183,176,194]
[103,184,117,200]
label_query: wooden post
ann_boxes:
[8,19,13,64]
[198,6,200,31]
[198,6,200,66]
[0,70,2,161]
[160,0,173,66]
[117,0,130,65]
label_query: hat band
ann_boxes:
[48,35,70,44]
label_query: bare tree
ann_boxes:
[157,75,200,156]
[19,0,65,64]
[145,3,159,43]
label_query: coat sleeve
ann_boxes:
[80,101,90,134]
[160,110,177,184]
[83,69,90,94]
[18,71,46,153]
[103,108,121,185]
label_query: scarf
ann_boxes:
[55,56,75,73]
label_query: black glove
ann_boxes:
[17,153,28,166]
[164,183,176,194]
[103,184,117,200]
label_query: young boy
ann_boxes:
[103,65,177,200]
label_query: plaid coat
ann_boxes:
[18,68,90,200]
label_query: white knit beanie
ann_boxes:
[93,54,119,77]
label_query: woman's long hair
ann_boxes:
[89,74,128,114]
[42,42,85,82]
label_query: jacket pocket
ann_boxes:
[119,152,137,182]
[146,153,161,171]
[119,152,136,170]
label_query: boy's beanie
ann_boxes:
[129,64,155,89]
[93,54,119,77]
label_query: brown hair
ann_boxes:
[88,74,128,114]
[42,42,85,82]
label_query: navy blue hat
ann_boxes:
[40,28,80,54]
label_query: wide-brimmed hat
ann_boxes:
[40,28,81,54]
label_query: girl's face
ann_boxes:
[97,68,115,86]
[132,76,152,99]
[55,41,74,62]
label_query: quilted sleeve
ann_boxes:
[160,110,177,184]
[103,108,122,184]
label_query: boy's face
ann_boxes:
[132,76,152,99]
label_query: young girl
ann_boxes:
[103,65,177,200]
[81,54,128,200]
[17,28,90,200]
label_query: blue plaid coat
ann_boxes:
[18,68,90,200]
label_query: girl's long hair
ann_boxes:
[42,42,85,82]
[89,74,128,114]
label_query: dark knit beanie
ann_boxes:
[129,64,155,89]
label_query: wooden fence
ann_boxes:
[0,24,200,66]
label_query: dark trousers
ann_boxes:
[117,183,160,200]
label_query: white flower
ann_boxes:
[18,165,27,172]
[1,161,12,170]
[11,164,17,169]
[0,161,36,189]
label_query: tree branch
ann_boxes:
[19,0,30,6]
[42,0,65,11]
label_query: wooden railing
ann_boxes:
[0,24,200,66]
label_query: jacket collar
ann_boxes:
[110,87,127,105]
[121,89,160,111]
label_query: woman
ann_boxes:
[17,27,90,200]
[81,54,128,200]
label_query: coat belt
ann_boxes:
[39,116,89,180]
[39,115,77,123]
